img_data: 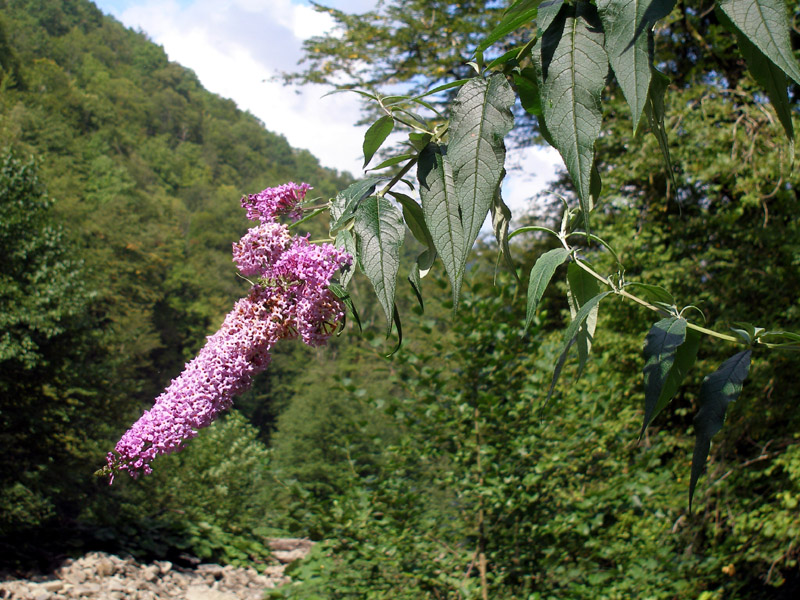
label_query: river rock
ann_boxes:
[0,539,314,599]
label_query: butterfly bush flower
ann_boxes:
[106,183,350,481]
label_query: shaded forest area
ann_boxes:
[1,0,800,599]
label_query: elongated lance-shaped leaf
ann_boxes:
[533,1,608,232]
[408,247,436,310]
[641,317,687,434]
[491,187,519,284]
[689,350,752,510]
[478,0,541,53]
[448,75,515,264]
[418,142,465,308]
[513,67,542,116]
[526,248,570,331]
[548,291,613,401]
[353,196,405,331]
[390,191,437,309]
[363,116,395,168]
[719,0,800,86]
[537,0,565,35]
[329,282,362,334]
[642,327,701,436]
[718,9,794,146]
[597,0,675,131]
[566,262,601,377]
[334,229,357,288]
[330,177,384,234]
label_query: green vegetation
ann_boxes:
[1,0,799,599]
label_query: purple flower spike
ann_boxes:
[106,183,350,480]
[241,182,310,223]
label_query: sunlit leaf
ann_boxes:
[491,188,519,284]
[367,153,416,171]
[526,247,570,331]
[363,116,395,168]
[353,195,405,331]
[597,0,675,131]
[449,75,515,266]
[477,0,540,53]
[533,1,608,232]
[718,0,800,85]
[690,350,752,510]
[418,142,465,308]
[537,0,565,35]
[330,177,384,234]
[334,229,357,288]
[719,9,795,145]
[513,67,542,116]
[625,281,675,306]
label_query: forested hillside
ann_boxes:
[0,0,355,566]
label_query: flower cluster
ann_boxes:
[241,181,310,222]
[106,183,350,480]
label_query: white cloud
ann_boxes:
[95,0,562,215]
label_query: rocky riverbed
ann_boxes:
[0,539,313,600]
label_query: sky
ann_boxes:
[92,0,562,215]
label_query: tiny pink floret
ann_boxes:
[106,183,351,479]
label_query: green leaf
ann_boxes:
[548,291,613,401]
[367,154,416,171]
[533,1,608,232]
[330,177,384,234]
[491,187,519,284]
[334,229,357,288]
[641,317,687,434]
[625,281,675,306]
[642,327,701,436]
[408,247,436,311]
[718,0,800,86]
[477,0,541,54]
[597,0,675,131]
[363,116,395,168]
[525,248,570,331]
[418,142,465,308]
[689,350,752,510]
[449,74,515,264]
[642,67,676,189]
[411,79,471,100]
[537,0,565,35]
[329,282,362,333]
[566,262,601,376]
[390,192,435,250]
[408,132,433,151]
[353,196,405,331]
[387,304,403,357]
[513,67,542,116]
[718,8,794,145]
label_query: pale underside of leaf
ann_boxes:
[334,229,357,288]
[719,0,800,86]
[491,187,519,284]
[533,1,608,232]
[330,177,383,234]
[597,0,675,131]
[689,350,752,510]
[353,196,405,331]
[448,75,515,264]
[418,142,465,307]
[722,12,794,146]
